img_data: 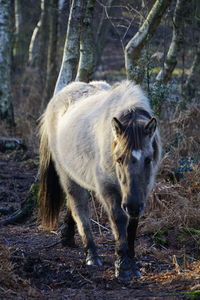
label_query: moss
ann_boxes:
[153,229,168,247]
[182,290,200,300]
[177,234,186,242]
[151,67,190,75]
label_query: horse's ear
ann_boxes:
[112,117,123,139]
[145,117,157,137]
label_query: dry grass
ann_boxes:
[145,259,200,288]
[12,66,44,152]
[140,104,200,233]
[0,244,40,298]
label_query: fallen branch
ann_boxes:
[0,181,38,227]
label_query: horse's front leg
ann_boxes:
[100,187,134,281]
[127,218,141,277]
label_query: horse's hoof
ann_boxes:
[115,267,133,281]
[133,269,142,278]
[86,255,102,267]
[115,257,133,281]
[132,259,142,278]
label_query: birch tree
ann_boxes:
[28,0,49,81]
[75,0,96,82]
[0,0,14,125]
[54,0,84,94]
[125,0,172,83]
[156,0,186,82]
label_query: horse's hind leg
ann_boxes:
[65,177,102,266]
[61,208,76,247]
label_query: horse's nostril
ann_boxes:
[122,202,144,217]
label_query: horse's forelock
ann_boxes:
[119,122,146,155]
[116,108,151,156]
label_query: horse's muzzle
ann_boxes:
[122,201,144,218]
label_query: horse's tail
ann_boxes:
[38,113,63,230]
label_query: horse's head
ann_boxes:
[112,111,158,219]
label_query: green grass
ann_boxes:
[182,290,200,300]
[180,228,200,235]
[153,229,168,247]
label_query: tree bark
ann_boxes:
[0,0,15,126]
[156,0,186,82]
[43,0,59,106]
[54,0,84,94]
[75,0,96,82]
[125,0,172,83]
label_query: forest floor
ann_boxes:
[0,150,199,300]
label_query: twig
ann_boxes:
[77,271,93,284]
[172,254,181,274]
[91,193,103,236]
[91,219,110,232]
[45,241,60,248]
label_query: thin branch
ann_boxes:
[125,0,172,82]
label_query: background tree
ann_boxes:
[13,0,24,70]
[156,0,187,82]
[125,0,172,83]
[0,0,14,126]
[75,0,96,82]
[54,0,84,93]
[28,0,49,87]
[43,0,59,107]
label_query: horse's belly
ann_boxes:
[56,118,96,191]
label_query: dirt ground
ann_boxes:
[0,150,198,299]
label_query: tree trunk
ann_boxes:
[0,0,15,126]
[156,0,186,82]
[28,0,49,85]
[125,0,172,83]
[43,0,59,106]
[13,0,24,71]
[75,0,96,82]
[54,0,84,94]
[184,42,200,99]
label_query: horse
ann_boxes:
[38,80,162,281]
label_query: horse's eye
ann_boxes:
[116,157,123,164]
[145,157,152,165]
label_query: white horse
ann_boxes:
[38,80,161,281]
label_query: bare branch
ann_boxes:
[125,0,172,83]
